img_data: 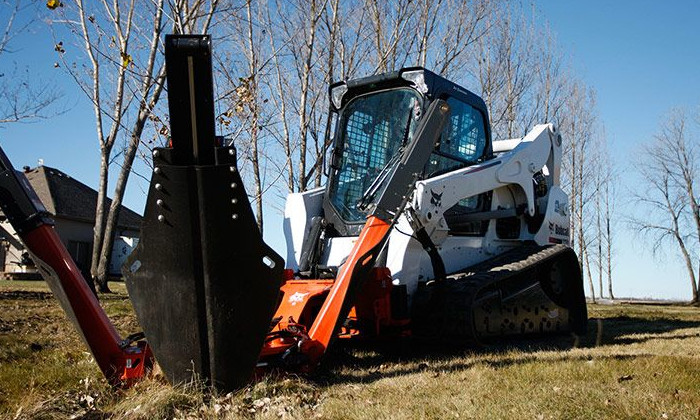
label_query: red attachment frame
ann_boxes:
[259,216,397,367]
[306,216,391,353]
[21,225,152,386]
[343,266,410,337]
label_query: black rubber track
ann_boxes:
[411,244,588,343]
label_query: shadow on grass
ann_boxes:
[596,316,700,345]
[0,289,129,302]
[317,340,650,386]
[314,314,700,386]
[0,290,53,300]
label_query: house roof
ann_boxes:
[23,166,142,230]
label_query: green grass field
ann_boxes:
[1,280,698,419]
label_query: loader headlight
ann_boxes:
[400,69,428,94]
[330,83,348,110]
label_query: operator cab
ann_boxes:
[324,67,493,236]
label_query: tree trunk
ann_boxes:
[246,0,264,232]
[94,68,166,288]
[316,0,339,188]
[90,154,110,292]
[604,171,614,299]
[596,181,603,299]
[606,216,614,299]
[297,0,319,192]
[674,231,698,303]
[271,42,294,192]
[582,237,596,303]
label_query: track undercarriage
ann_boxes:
[412,244,587,343]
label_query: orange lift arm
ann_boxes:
[290,99,451,364]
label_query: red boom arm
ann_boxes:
[0,147,151,386]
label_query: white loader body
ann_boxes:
[284,124,570,301]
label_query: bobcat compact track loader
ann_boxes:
[0,35,587,392]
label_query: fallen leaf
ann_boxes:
[121,52,133,68]
[46,0,63,10]
[80,394,95,408]
[253,397,270,409]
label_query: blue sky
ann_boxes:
[1,2,699,300]
[535,1,700,300]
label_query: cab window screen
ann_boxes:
[425,97,487,177]
[329,89,421,222]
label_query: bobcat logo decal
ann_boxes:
[288,292,309,306]
[554,200,568,217]
[430,189,443,208]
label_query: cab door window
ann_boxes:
[424,96,487,177]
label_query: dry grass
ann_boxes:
[1,280,698,419]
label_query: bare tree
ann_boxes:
[633,165,698,303]
[590,133,617,300]
[50,0,220,292]
[267,0,330,193]
[594,144,604,299]
[633,109,700,303]
[0,1,61,125]
[217,1,266,231]
[662,111,700,292]
[430,0,491,79]
[266,22,295,193]
[472,5,538,140]
[335,0,371,80]
[589,132,617,300]
[521,25,568,131]
[366,0,415,73]
[217,0,286,232]
[559,80,598,300]
[603,156,616,299]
